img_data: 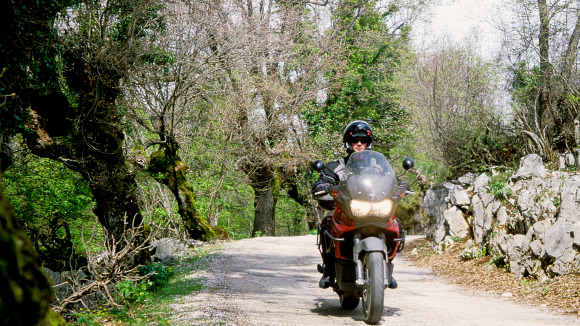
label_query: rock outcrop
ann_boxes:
[424,154,580,281]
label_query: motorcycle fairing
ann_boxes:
[340,150,397,203]
[331,205,400,261]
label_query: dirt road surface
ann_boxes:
[170,235,580,325]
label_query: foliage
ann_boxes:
[397,41,523,179]
[138,262,173,290]
[70,244,220,325]
[275,190,310,236]
[115,280,154,305]
[461,246,487,261]
[502,0,580,155]
[3,151,100,271]
[490,181,514,200]
[304,0,412,155]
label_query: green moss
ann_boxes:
[38,309,67,326]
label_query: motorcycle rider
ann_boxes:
[312,120,408,289]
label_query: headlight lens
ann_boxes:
[350,199,393,217]
[372,199,393,216]
[351,200,372,217]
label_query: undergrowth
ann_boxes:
[72,244,222,325]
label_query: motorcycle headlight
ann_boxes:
[372,199,393,216]
[350,200,372,217]
[350,199,393,217]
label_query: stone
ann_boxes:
[516,188,535,217]
[450,189,471,207]
[510,154,547,182]
[550,259,569,276]
[480,191,495,208]
[544,218,575,259]
[507,234,528,262]
[473,173,491,195]
[424,188,448,223]
[529,240,543,257]
[558,155,566,170]
[496,206,508,226]
[560,248,577,264]
[530,219,552,241]
[502,292,513,297]
[433,223,447,244]
[573,221,580,246]
[559,177,580,220]
[150,238,190,265]
[472,195,485,244]
[496,232,510,255]
[457,172,478,187]
[565,152,576,166]
[443,206,469,238]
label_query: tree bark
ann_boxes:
[537,0,554,143]
[24,59,149,264]
[148,138,228,240]
[250,169,281,237]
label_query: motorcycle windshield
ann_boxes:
[340,150,396,202]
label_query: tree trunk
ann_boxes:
[251,171,281,237]
[537,0,554,146]
[25,74,149,265]
[148,139,228,240]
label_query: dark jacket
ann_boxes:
[312,156,349,194]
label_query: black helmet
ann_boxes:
[343,120,373,153]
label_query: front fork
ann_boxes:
[352,233,394,289]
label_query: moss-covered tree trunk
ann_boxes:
[25,64,149,264]
[148,139,227,240]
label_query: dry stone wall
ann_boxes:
[423,154,580,281]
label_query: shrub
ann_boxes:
[138,262,173,290]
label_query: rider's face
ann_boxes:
[351,138,368,153]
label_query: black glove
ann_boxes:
[315,183,330,194]
[397,180,411,190]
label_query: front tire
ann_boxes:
[362,252,384,325]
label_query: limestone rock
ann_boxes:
[444,206,469,238]
[510,154,547,182]
[544,219,575,260]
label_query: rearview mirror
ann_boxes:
[403,158,414,170]
[312,160,325,172]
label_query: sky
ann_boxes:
[413,0,506,58]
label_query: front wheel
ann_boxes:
[362,252,384,325]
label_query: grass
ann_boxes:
[72,243,223,326]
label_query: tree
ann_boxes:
[500,0,580,157]
[287,0,426,231]
[0,1,66,322]
[202,0,337,236]
[302,0,430,161]
[122,1,229,240]
[397,40,520,177]
[3,151,95,271]
[0,0,169,263]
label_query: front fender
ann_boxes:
[353,237,388,260]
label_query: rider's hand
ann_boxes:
[313,183,330,196]
[397,180,411,190]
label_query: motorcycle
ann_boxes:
[313,150,414,324]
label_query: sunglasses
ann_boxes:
[351,138,368,144]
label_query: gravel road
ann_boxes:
[170,235,580,326]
